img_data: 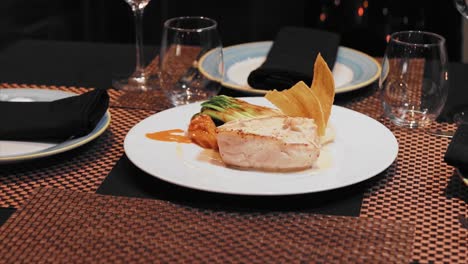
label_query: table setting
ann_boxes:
[0,10,467,263]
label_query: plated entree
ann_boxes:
[148,54,335,172]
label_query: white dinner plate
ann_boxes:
[199,41,381,95]
[124,97,398,196]
[0,88,111,163]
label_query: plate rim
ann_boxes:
[0,88,111,163]
[456,168,468,186]
[198,41,382,95]
[124,97,398,196]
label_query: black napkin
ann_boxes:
[438,63,468,123]
[247,27,340,90]
[0,89,109,141]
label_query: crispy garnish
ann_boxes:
[265,54,335,136]
[310,53,335,131]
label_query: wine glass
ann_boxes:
[451,0,468,126]
[113,0,155,91]
[159,16,224,106]
[380,31,449,129]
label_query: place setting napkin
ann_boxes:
[247,26,340,90]
[444,123,468,185]
[0,88,109,141]
[442,63,468,181]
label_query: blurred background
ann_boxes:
[0,0,465,62]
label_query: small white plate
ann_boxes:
[124,97,398,196]
[199,41,381,95]
[0,88,111,163]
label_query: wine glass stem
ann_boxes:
[132,7,145,78]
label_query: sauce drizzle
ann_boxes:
[146,129,192,143]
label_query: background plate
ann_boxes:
[124,97,398,196]
[457,168,468,186]
[0,88,111,163]
[199,41,381,95]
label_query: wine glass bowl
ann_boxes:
[453,0,468,126]
[450,105,468,125]
[159,16,224,106]
[380,31,449,129]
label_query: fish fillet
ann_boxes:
[216,116,320,171]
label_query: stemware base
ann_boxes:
[112,75,157,92]
[425,121,461,138]
[426,108,468,138]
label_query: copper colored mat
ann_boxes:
[0,85,155,208]
[112,89,172,111]
[0,188,414,263]
[342,89,466,263]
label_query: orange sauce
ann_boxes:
[146,129,192,143]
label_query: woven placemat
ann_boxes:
[342,88,466,263]
[112,89,172,111]
[0,188,414,263]
[0,85,154,208]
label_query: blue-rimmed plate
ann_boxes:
[199,41,381,94]
[0,88,111,164]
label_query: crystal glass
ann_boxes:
[452,0,468,126]
[113,0,156,91]
[380,31,448,129]
[159,16,224,106]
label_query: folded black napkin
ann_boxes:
[444,123,468,171]
[247,27,340,90]
[0,89,109,141]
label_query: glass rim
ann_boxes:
[389,30,446,47]
[164,16,217,32]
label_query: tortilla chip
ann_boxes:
[265,53,335,136]
[311,53,335,127]
[264,88,303,117]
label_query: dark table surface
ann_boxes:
[0,39,158,90]
[0,39,371,225]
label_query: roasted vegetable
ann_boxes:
[188,114,218,149]
[197,95,281,124]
